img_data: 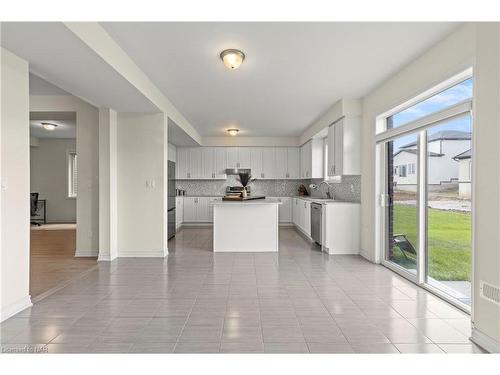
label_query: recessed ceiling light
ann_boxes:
[220,49,245,70]
[227,128,239,136]
[41,122,58,131]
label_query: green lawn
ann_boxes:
[390,204,471,281]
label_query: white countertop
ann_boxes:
[293,196,360,205]
[211,198,282,205]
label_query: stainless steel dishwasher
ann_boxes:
[311,202,322,245]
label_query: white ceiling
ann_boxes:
[29,73,70,96]
[1,22,159,112]
[101,22,460,137]
[30,111,76,139]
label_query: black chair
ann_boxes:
[392,234,417,260]
[30,192,41,226]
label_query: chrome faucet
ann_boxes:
[309,181,335,200]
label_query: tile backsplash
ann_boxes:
[176,175,361,202]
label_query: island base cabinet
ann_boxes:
[213,202,279,252]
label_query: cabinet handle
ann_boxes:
[261,173,264,178]
[187,172,191,178]
[333,165,336,174]
[237,162,240,168]
[212,172,215,178]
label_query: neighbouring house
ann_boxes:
[453,149,472,198]
[392,130,471,192]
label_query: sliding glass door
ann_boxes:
[386,133,419,278]
[378,74,473,311]
[425,118,472,306]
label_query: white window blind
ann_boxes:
[68,152,78,198]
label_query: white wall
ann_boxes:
[168,142,177,162]
[471,23,500,351]
[30,138,77,223]
[1,48,32,321]
[30,95,99,257]
[117,112,168,257]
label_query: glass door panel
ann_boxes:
[386,133,419,275]
[425,117,472,306]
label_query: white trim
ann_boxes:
[74,250,99,257]
[117,250,168,258]
[377,68,473,123]
[471,328,500,353]
[375,100,472,143]
[97,253,116,262]
[1,296,32,322]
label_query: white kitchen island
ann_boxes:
[211,198,282,252]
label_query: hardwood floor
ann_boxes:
[30,224,97,300]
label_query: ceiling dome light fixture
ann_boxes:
[227,128,239,136]
[42,122,58,131]
[220,49,245,70]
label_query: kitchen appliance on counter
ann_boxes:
[223,186,265,201]
[225,186,251,197]
[167,161,176,240]
[311,202,322,245]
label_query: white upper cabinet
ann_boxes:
[327,117,361,177]
[226,147,251,169]
[201,147,215,179]
[261,148,275,179]
[176,147,190,179]
[250,147,263,179]
[274,148,287,179]
[177,146,300,180]
[300,139,323,179]
[287,147,300,179]
[226,147,239,169]
[214,147,227,179]
[238,148,251,168]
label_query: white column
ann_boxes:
[98,108,117,261]
[1,48,32,321]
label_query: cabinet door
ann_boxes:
[201,148,215,179]
[303,201,311,236]
[177,148,190,179]
[292,198,298,225]
[214,147,227,179]
[275,148,287,179]
[238,148,251,168]
[226,147,238,169]
[327,125,335,177]
[183,197,197,222]
[197,197,210,222]
[278,197,292,222]
[300,145,306,178]
[176,197,183,226]
[301,142,311,178]
[250,147,262,179]
[261,147,275,179]
[208,197,220,222]
[287,148,300,179]
[188,148,202,179]
[334,120,344,176]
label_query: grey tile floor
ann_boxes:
[0,228,485,354]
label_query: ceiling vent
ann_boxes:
[479,280,500,306]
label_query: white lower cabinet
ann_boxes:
[271,197,292,223]
[175,197,183,228]
[183,197,210,223]
[292,197,311,236]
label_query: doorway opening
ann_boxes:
[29,110,96,300]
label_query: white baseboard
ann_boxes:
[471,327,500,353]
[279,222,294,227]
[97,253,118,262]
[1,295,32,322]
[75,250,99,257]
[360,248,375,263]
[117,249,168,258]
